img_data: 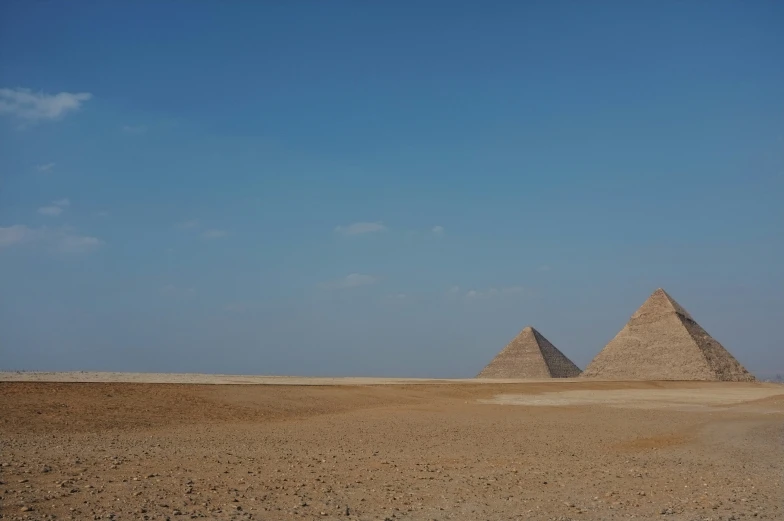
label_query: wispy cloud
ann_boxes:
[202,229,227,239]
[37,198,70,217]
[465,286,526,299]
[334,221,387,236]
[59,234,102,253]
[432,225,444,235]
[122,124,147,134]
[37,162,55,173]
[0,225,42,247]
[539,265,551,272]
[175,220,227,239]
[447,285,461,296]
[0,88,92,123]
[37,206,63,216]
[175,219,199,229]
[0,224,102,253]
[320,273,378,290]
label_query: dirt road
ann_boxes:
[1,379,782,520]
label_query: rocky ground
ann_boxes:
[1,380,782,521]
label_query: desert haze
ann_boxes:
[1,373,782,521]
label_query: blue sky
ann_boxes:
[1,1,782,378]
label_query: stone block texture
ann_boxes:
[582,288,755,381]
[477,326,582,378]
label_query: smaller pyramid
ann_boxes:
[582,288,755,381]
[477,326,582,378]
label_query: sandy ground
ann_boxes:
[1,377,783,521]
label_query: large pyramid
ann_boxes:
[477,326,581,378]
[582,288,755,381]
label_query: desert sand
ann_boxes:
[1,374,782,521]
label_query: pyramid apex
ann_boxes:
[649,288,693,320]
[651,287,672,299]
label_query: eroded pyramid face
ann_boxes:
[477,326,581,379]
[582,289,754,381]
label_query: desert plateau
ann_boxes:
[1,375,782,521]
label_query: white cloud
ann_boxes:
[0,224,101,253]
[320,273,378,290]
[122,124,147,134]
[0,88,92,123]
[38,206,63,216]
[58,234,102,253]
[0,225,42,247]
[465,286,526,299]
[539,265,551,272]
[37,198,70,217]
[37,162,55,172]
[432,225,444,234]
[176,219,199,229]
[202,229,227,239]
[175,220,226,238]
[447,285,461,296]
[334,221,387,236]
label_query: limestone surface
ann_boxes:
[477,326,581,378]
[582,288,755,381]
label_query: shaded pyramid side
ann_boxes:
[477,327,581,378]
[582,289,755,381]
[678,315,754,381]
[531,328,583,378]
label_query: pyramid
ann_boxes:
[582,288,755,381]
[477,326,581,378]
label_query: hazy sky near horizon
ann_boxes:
[1,2,782,377]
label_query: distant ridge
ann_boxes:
[477,326,581,378]
[582,288,755,381]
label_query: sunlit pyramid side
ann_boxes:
[477,326,582,378]
[582,288,755,381]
